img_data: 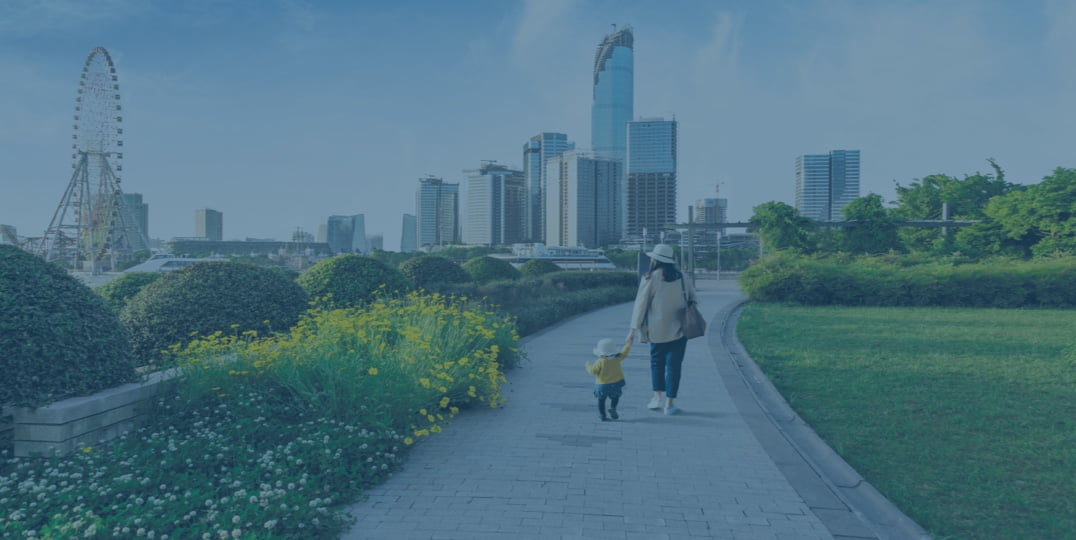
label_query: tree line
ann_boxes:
[750,164,1075,258]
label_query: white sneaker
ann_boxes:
[664,405,681,416]
[647,397,663,410]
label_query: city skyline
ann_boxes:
[1,1,1074,250]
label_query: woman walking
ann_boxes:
[627,244,698,415]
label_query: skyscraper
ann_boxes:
[523,133,571,242]
[544,150,622,248]
[195,208,223,241]
[463,162,526,246]
[626,118,677,241]
[591,25,634,164]
[326,214,367,254]
[591,25,634,237]
[401,214,417,253]
[795,150,861,221]
[415,176,460,248]
[122,192,149,251]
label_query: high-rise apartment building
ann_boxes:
[544,151,622,248]
[462,162,526,246]
[626,118,677,241]
[523,133,572,242]
[415,176,460,248]
[326,214,367,254]
[401,214,417,253]
[795,150,861,221]
[694,197,728,245]
[194,208,223,241]
[366,234,383,252]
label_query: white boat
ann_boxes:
[492,243,618,270]
[122,253,225,273]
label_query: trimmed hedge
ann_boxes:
[398,256,471,289]
[94,272,162,313]
[434,270,639,336]
[297,255,412,308]
[1,245,136,408]
[739,253,1076,307]
[462,256,520,284]
[121,262,309,365]
[517,258,562,277]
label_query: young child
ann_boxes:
[586,337,632,421]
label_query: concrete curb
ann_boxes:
[714,299,932,540]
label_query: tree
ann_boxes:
[840,194,902,254]
[891,162,1016,253]
[984,167,1076,257]
[749,201,815,253]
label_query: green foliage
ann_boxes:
[749,201,816,253]
[840,194,902,254]
[538,270,638,291]
[739,253,1076,307]
[603,248,641,270]
[0,245,136,408]
[984,167,1076,257]
[93,272,162,313]
[398,255,471,289]
[891,167,1016,253]
[296,254,412,308]
[462,256,521,284]
[120,261,309,365]
[517,258,562,277]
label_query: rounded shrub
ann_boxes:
[121,262,309,365]
[0,245,136,407]
[297,254,412,308]
[398,255,471,289]
[518,258,562,277]
[462,256,520,284]
[94,272,162,313]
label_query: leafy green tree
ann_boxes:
[462,256,520,284]
[94,272,163,313]
[398,255,472,288]
[749,201,815,253]
[892,162,1015,252]
[840,194,902,254]
[983,167,1076,257]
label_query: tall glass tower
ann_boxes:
[626,118,677,240]
[591,25,634,238]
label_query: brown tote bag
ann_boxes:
[679,277,707,339]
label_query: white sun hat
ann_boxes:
[647,243,676,264]
[592,338,621,357]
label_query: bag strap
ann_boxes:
[679,275,691,306]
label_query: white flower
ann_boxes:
[232,516,240,525]
[231,529,242,539]
[263,520,277,530]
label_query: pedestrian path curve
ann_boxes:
[343,279,927,539]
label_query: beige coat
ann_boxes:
[630,267,698,344]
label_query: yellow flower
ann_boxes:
[439,397,450,408]
[468,386,477,398]
[419,378,431,389]
[419,409,427,416]
[82,446,92,453]
[367,367,379,375]
[404,437,414,445]
[431,425,442,433]
[439,386,448,393]
[426,414,435,422]
[450,406,459,415]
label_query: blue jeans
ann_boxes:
[650,337,687,398]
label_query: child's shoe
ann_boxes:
[608,409,619,420]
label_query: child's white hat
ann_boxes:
[593,338,620,357]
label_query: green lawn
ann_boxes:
[736,304,1076,540]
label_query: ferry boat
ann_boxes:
[122,253,226,273]
[491,243,618,270]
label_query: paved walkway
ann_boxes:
[343,279,927,540]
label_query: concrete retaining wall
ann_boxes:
[11,369,178,457]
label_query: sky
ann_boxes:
[1,0,1073,251]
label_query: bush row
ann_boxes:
[740,253,1076,307]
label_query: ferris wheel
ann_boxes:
[39,46,147,271]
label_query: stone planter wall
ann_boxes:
[12,369,178,457]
